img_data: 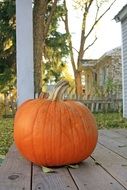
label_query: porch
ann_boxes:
[0,129,127,190]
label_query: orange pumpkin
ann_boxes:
[14,81,98,166]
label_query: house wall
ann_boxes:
[83,48,122,100]
[86,71,93,98]
[121,17,127,117]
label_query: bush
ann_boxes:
[94,112,127,129]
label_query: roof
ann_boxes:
[114,4,127,22]
[81,59,97,68]
[81,47,121,69]
[99,47,121,59]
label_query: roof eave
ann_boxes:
[114,4,127,22]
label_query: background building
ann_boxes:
[81,47,122,100]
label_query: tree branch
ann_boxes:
[72,46,79,54]
[85,0,117,40]
[83,36,97,53]
[87,0,94,10]
[77,0,94,68]
[63,0,77,73]
[65,44,79,54]
[95,1,99,22]
[61,15,64,22]
[44,0,58,37]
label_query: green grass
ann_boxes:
[94,112,127,129]
[0,118,14,156]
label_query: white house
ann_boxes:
[114,4,127,118]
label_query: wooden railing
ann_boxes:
[0,98,123,117]
[75,99,123,112]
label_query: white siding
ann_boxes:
[121,17,127,117]
[16,0,34,106]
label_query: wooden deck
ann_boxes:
[0,129,127,190]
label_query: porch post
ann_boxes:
[16,0,34,106]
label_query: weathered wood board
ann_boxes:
[32,164,77,190]
[99,130,127,159]
[0,144,32,190]
[92,143,127,189]
[0,129,127,190]
[69,157,126,190]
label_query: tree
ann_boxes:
[0,0,69,96]
[33,0,70,96]
[0,0,16,94]
[33,0,58,96]
[0,0,16,116]
[62,0,117,98]
[42,17,69,85]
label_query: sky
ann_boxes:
[66,0,127,59]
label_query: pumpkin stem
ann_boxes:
[50,80,70,101]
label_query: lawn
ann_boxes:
[0,112,127,157]
[0,118,14,156]
[94,112,127,129]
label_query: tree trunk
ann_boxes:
[33,0,45,97]
[63,0,116,100]
[75,70,82,99]
[33,0,57,97]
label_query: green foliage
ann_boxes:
[46,32,69,57]
[93,78,122,99]
[0,0,16,94]
[0,0,69,94]
[48,3,65,33]
[0,118,13,155]
[104,78,118,96]
[44,32,69,84]
[43,3,69,85]
[94,112,127,129]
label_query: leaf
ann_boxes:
[121,164,127,167]
[67,164,79,169]
[18,155,24,160]
[41,166,55,173]
[118,145,127,148]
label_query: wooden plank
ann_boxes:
[91,102,94,112]
[98,130,127,159]
[32,164,78,190]
[113,129,127,138]
[95,102,99,112]
[0,144,31,190]
[99,134,127,159]
[99,129,127,144]
[68,157,126,190]
[92,143,127,189]
[99,129,127,139]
